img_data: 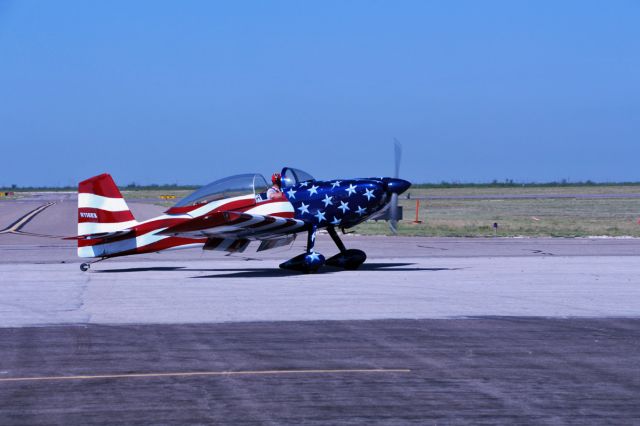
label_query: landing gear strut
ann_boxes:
[279,225,325,273]
[325,226,366,270]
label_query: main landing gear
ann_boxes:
[279,225,325,273]
[325,226,366,270]
[279,225,366,273]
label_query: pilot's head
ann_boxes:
[271,173,281,187]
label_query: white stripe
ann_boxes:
[246,201,294,216]
[77,229,168,258]
[78,193,130,212]
[78,220,138,236]
[188,194,256,218]
[139,213,192,224]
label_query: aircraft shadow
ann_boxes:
[193,263,461,279]
[356,262,460,272]
[94,263,461,277]
[96,266,186,273]
[192,268,338,279]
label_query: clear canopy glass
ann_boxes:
[281,167,315,188]
[175,173,269,207]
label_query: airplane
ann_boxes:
[71,167,411,273]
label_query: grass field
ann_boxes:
[356,186,640,237]
[122,186,640,237]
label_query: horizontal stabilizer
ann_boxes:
[64,229,135,241]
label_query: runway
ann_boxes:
[1,195,640,424]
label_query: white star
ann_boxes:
[338,201,350,213]
[356,205,367,216]
[322,194,333,207]
[297,202,309,215]
[363,188,376,201]
[308,184,319,196]
[331,180,341,189]
[331,216,342,226]
[345,184,357,196]
[287,188,297,199]
[299,181,309,187]
[307,251,320,262]
[314,209,326,223]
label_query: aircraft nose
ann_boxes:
[383,178,411,195]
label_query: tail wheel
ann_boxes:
[80,263,90,272]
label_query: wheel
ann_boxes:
[279,252,325,273]
[325,249,367,270]
[80,263,90,272]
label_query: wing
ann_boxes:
[157,211,308,240]
[63,229,135,241]
[201,234,296,253]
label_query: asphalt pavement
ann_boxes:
[1,195,639,424]
[1,318,639,425]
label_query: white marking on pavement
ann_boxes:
[0,368,411,383]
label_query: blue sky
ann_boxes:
[0,0,638,186]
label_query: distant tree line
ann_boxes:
[409,179,640,189]
[3,180,640,192]
[0,183,199,192]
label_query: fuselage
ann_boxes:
[77,175,410,259]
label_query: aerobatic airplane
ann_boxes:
[71,167,410,273]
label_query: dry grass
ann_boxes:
[357,197,640,237]
[408,185,640,197]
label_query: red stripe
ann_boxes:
[165,205,200,214]
[78,174,124,198]
[132,218,188,234]
[78,208,134,224]
[106,237,208,257]
[159,212,251,235]
[165,198,256,215]
[214,199,256,212]
[269,212,294,219]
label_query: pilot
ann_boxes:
[267,173,284,200]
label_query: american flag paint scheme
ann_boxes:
[72,167,410,273]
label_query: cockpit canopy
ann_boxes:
[281,167,314,188]
[174,167,315,207]
[175,173,269,207]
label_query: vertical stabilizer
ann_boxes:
[78,173,138,236]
